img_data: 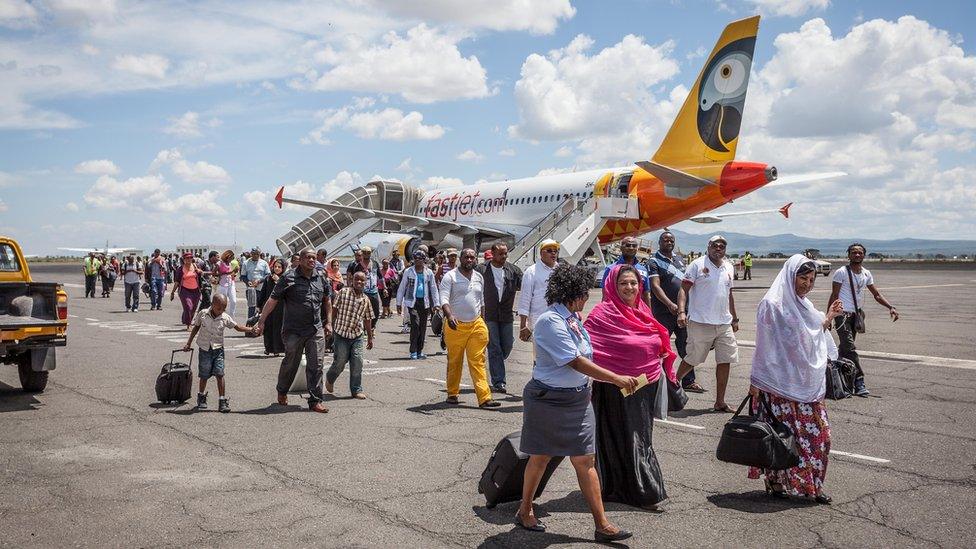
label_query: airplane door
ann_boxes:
[612,172,634,198]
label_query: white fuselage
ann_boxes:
[417,167,631,237]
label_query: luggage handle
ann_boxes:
[171,348,193,368]
[732,393,776,419]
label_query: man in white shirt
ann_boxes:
[439,248,500,408]
[676,235,739,412]
[242,247,271,319]
[827,243,898,397]
[475,242,522,394]
[517,239,560,342]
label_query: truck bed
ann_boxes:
[0,282,62,331]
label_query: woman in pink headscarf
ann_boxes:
[584,263,678,510]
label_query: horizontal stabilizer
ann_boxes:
[689,202,793,223]
[636,161,718,199]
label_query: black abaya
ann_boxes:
[257,275,285,354]
[592,380,668,507]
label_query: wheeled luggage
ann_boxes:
[155,349,194,404]
[479,431,564,508]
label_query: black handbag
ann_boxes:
[825,360,850,400]
[716,394,801,470]
[667,379,688,411]
[845,266,866,333]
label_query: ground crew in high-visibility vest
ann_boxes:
[743,251,753,280]
[83,252,102,298]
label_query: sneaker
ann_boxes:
[854,381,870,397]
[417,353,427,360]
[218,397,230,413]
[132,308,139,313]
[196,392,208,410]
[409,352,417,360]
[493,384,507,394]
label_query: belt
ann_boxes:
[532,379,589,392]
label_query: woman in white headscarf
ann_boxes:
[747,254,843,504]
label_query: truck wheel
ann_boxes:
[17,356,49,393]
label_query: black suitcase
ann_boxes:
[479,431,563,508]
[825,359,854,400]
[155,349,194,404]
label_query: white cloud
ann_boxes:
[163,111,221,139]
[112,53,170,79]
[304,24,492,103]
[554,146,573,157]
[83,173,226,215]
[64,201,79,212]
[242,171,362,218]
[149,149,231,184]
[456,149,484,162]
[498,148,516,157]
[369,0,575,35]
[745,0,829,18]
[509,34,680,141]
[0,199,7,212]
[74,159,120,175]
[0,1,38,28]
[423,176,463,189]
[305,102,445,144]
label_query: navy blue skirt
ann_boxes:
[520,378,595,456]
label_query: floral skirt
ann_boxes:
[747,391,830,497]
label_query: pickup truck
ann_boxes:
[0,236,68,392]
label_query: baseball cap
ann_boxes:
[412,250,427,260]
[708,235,727,245]
[360,246,372,253]
[539,239,560,251]
[446,248,458,256]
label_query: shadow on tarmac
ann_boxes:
[0,381,42,412]
[706,491,817,513]
[407,401,525,414]
[473,496,633,548]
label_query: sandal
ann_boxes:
[764,478,788,499]
[683,382,707,393]
[713,403,733,413]
[515,512,545,532]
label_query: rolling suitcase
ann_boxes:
[155,349,194,404]
[479,431,563,508]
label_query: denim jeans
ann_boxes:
[150,277,166,309]
[485,320,514,387]
[124,282,140,310]
[328,333,365,394]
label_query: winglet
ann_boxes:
[275,186,284,209]
[779,202,793,219]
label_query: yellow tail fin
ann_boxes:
[652,16,760,169]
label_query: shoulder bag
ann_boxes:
[716,394,801,470]
[825,359,851,400]
[846,266,867,333]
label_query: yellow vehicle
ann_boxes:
[0,236,68,392]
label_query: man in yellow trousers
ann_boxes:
[439,248,501,408]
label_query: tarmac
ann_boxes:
[2,261,975,548]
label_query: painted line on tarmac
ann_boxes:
[736,340,976,371]
[363,366,414,376]
[84,317,99,321]
[424,377,471,388]
[654,418,706,430]
[829,450,890,464]
[881,283,965,291]
[63,283,84,288]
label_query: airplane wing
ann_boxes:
[765,171,846,187]
[635,161,718,199]
[58,247,140,254]
[689,202,792,224]
[274,187,514,238]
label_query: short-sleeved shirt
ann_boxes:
[122,261,142,284]
[531,303,591,388]
[332,288,372,339]
[646,251,686,320]
[149,258,166,279]
[517,260,555,326]
[192,308,237,350]
[438,268,484,323]
[683,256,734,325]
[832,265,874,313]
[601,255,650,290]
[271,267,333,337]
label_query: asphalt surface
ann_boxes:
[2,262,975,548]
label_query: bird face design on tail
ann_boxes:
[697,37,755,154]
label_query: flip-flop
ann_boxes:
[713,404,733,413]
[515,514,546,532]
[683,382,707,393]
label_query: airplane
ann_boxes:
[58,241,142,256]
[272,16,844,263]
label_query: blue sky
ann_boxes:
[1,0,974,254]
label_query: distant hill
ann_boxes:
[656,229,976,258]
